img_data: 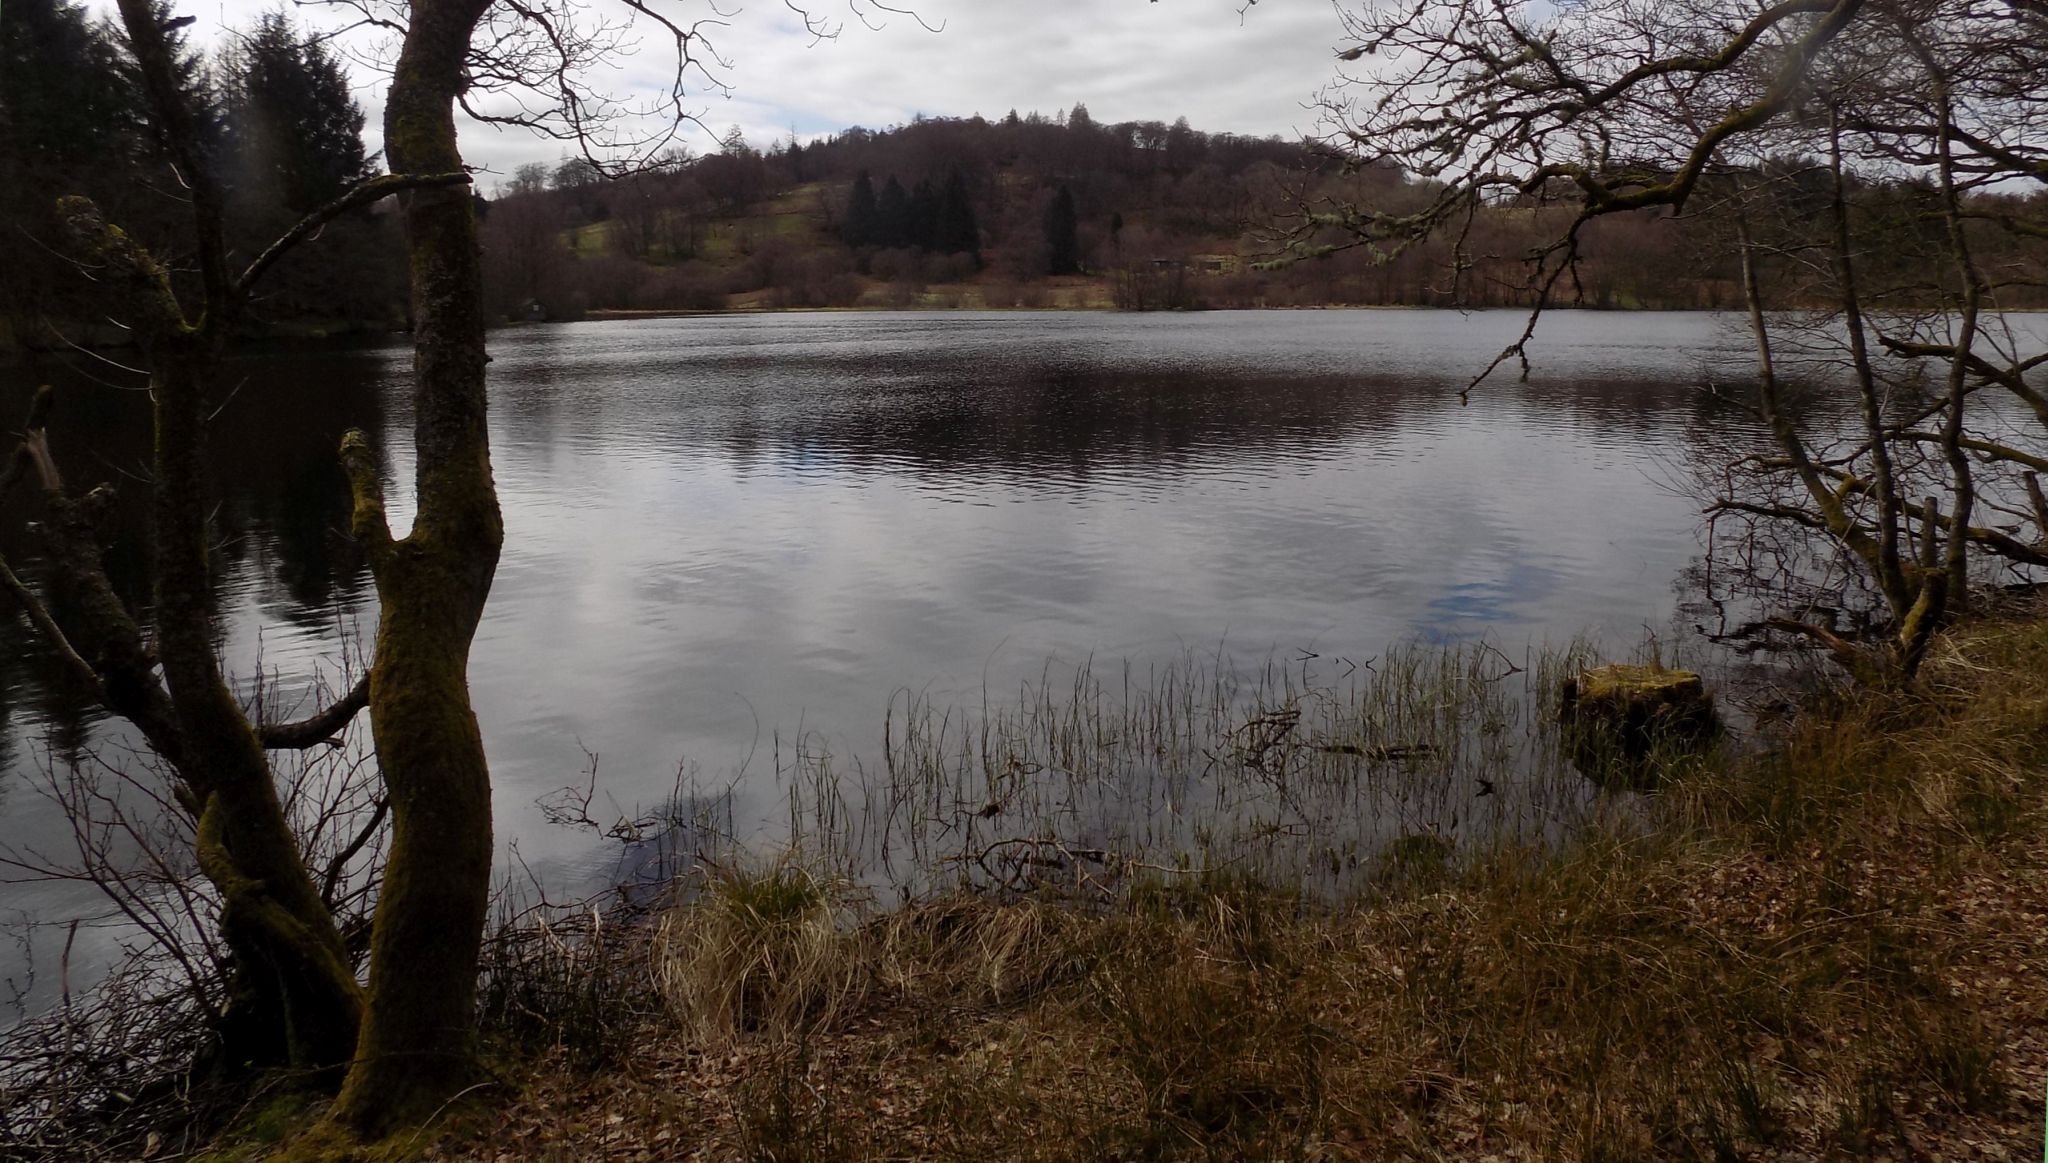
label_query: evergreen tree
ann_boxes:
[551,156,601,189]
[1164,115,1204,175]
[935,169,980,264]
[907,177,939,250]
[212,10,397,326]
[0,0,156,333]
[1045,184,1079,275]
[222,11,369,211]
[111,2,223,171]
[876,174,911,248]
[0,0,139,168]
[841,169,877,247]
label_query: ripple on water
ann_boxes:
[0,310,1751,968]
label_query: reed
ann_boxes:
[767,638,1635,902]
[433,618,2046,1160]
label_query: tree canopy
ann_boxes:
[221,12,370,212]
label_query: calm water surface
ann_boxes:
[0,309,1734,994]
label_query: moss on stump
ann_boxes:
[1559,664,1720,789]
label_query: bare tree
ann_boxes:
[1304,0,2048,679]
[0,0,459,1081]
[8,0,931,1145]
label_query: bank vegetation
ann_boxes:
[14,609,2023,1162]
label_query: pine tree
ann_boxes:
[0,0,139,168]
[1164,115,1203,175]
[1045,184,1079,275]
[908,177,939,251]
[0,0,146,332]
[935,169,980,264]
[114,2,223,168]
[222,12,369,211]
[841,169,877,247]
[877,174,910,249]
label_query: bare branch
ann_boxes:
[337,428,393,556]
[258,674,372,749]
[236,171,473,299]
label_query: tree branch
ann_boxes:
[1762,615,1873,671]
[1879,334,2048,425]
[338,429,393,556]
[0,386,57,498]
[112,0,231,323]
[0,387,187,770]
[320,795,390,909]
[53,198,191,348]
[0,553,108,701]
[236,172,473,300]
[258,674,372,749]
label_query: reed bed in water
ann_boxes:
[428,619,2048,1161]
[760,636,1672,901]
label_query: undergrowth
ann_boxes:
[412,616,2048,1160]
[14,620,2048,1160]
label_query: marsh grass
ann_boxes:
[427,618,2048,1160]
[759,638,1657,903]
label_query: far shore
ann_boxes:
[10,301,2045,356]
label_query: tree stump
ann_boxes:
[1559,664,1720,789]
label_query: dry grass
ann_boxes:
[648,861,864,1049]
[392,617,2048,1159]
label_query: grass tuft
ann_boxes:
[425,614,2048,1160]
[649,859,862,1047]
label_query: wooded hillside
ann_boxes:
[480,104,2048,318]
[6,0,2043,336]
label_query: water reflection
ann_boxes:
[0,343,393,1004]
[2,311,1733,915]
[444,311,1734,891]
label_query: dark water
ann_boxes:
[0,309,1734,996]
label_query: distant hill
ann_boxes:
[475,107,2048,320]
[478,108,1332,317]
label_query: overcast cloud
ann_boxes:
[106,0,1352,187]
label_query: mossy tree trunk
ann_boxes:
[6,339,364,1078]
[151,340,365,1075]
[328,0,504,1135]
[17,0,376,1077]
[9,0,508,1105]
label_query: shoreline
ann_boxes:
[14,303,2047,355]
[153,608,2048,1161]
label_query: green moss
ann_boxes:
[1570,663,1706,703]
[1561,664,1721,789]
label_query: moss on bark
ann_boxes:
[328,0,505,1136]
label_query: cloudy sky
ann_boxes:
[137,0,1355,188]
